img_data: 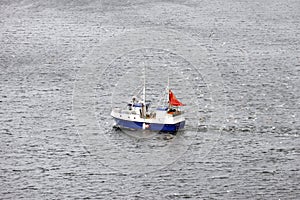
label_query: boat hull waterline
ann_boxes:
[113,117,185,133]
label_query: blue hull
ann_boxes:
[113,118,185,133]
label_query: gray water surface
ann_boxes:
[1,0,299,199]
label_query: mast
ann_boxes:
[142,64,146,119]
[143,64,146,104]
[167,70,170,91]
[167,65,170,108]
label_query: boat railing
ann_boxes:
[146,112,156,119]
[120,110,138,115]
[167,110,183,116]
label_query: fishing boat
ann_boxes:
[111,67,185,133]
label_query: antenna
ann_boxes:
[167,68,170,91]
[166,64,170,108]
[143,63,146,103]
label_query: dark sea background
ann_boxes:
[1,0,299,199]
